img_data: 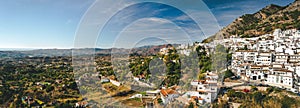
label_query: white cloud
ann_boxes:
[112,17,192,48]
[87,1,221,48]
[146,17,170,24]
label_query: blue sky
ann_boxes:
[0,0,294,49]
[96,1,206,48]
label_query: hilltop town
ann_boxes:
[218,29,300,92]
[205,28,300,107]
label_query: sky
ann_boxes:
[96,1,206,48]
[0,0,294,49]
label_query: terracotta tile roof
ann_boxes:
[191,96,198,99]
[239,63,250,66]
[192,80,207,84]
[160,89,178,97]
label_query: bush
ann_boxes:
[264,26,272,32]
[273,87,282,93]
[251,86,258,91]
[252,92,264,103]
[290,10,300,20]
[281,95,296,108]
[233,92,245,98]
[267,87,274,93]
[227,89,236,97]
[157,98,163,104]
[294,21,300,30]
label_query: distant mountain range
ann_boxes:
[203,0,300,42]
[0,44,180,58]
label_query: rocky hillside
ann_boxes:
[203,0,300,42]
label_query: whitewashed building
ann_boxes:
[183,72,218,105]
[266,68,294,89]
[225,29,300,91]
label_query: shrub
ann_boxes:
[290,10,300,20]
[252,92,264,103]
[266,87,274,94]
[251,86,258,91]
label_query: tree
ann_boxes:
[224,70,234,79]
[69,82,78,90]
[45,85,54,92]
[188,102,194,108]
[227,53,232,66]
[196,46,212,73]
[55,103,73,108]
[211,44,227,71]
[198,73,206,80]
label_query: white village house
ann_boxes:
[227,29,300,92]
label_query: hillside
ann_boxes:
[203,0,300,42]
